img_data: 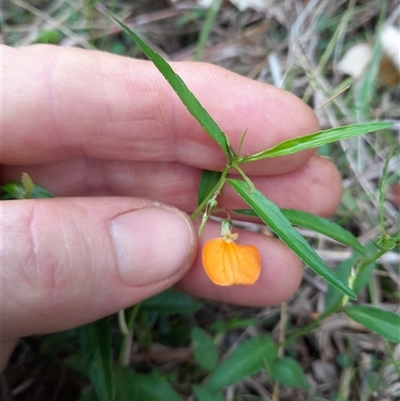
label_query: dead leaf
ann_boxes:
[337,43,372,79]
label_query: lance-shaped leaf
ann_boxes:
[207,335,277,389]
[229,179,356,299]
[241,122,392,162]
[233,208,365,255]
[113,19,232,158]
[344,305,400,344]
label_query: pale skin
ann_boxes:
[1,45,343,370]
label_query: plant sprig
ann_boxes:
[113,17,394,299]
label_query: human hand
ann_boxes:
[1,44,342,370]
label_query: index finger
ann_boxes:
[2,44,319,173]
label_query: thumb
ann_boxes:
[1,197,196,340]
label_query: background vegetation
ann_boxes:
[1,0,399,400]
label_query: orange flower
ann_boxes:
[202,220,261,286]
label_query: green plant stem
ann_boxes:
[234,165,255,192]
[191,155,254,222]
[284,302,342,346]
[379,144,397,235]
[284,245,389,345]
[190,164,231,220]
[118,303,141,365]
[118,309,129,336]
[355,247,386,275]
[272,301,288,401]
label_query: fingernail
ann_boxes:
[110,207,194,286]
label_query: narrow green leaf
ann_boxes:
[270,357,310,389]
[344,305,400,344]
[229,179,356,299]
[282,209,365,254]
[241,122,392,162]
[191,327,218,372]
[233,208,365,254]
[78,318,115,401]
[113,18,231,158]
[141,289,203,314]
[207,335,277,390]
[194,0,223,61]
[198,170,222,206]
[193,385,225,401]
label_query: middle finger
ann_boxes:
[2,154,342,217]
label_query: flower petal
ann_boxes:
[202,238,261,286]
